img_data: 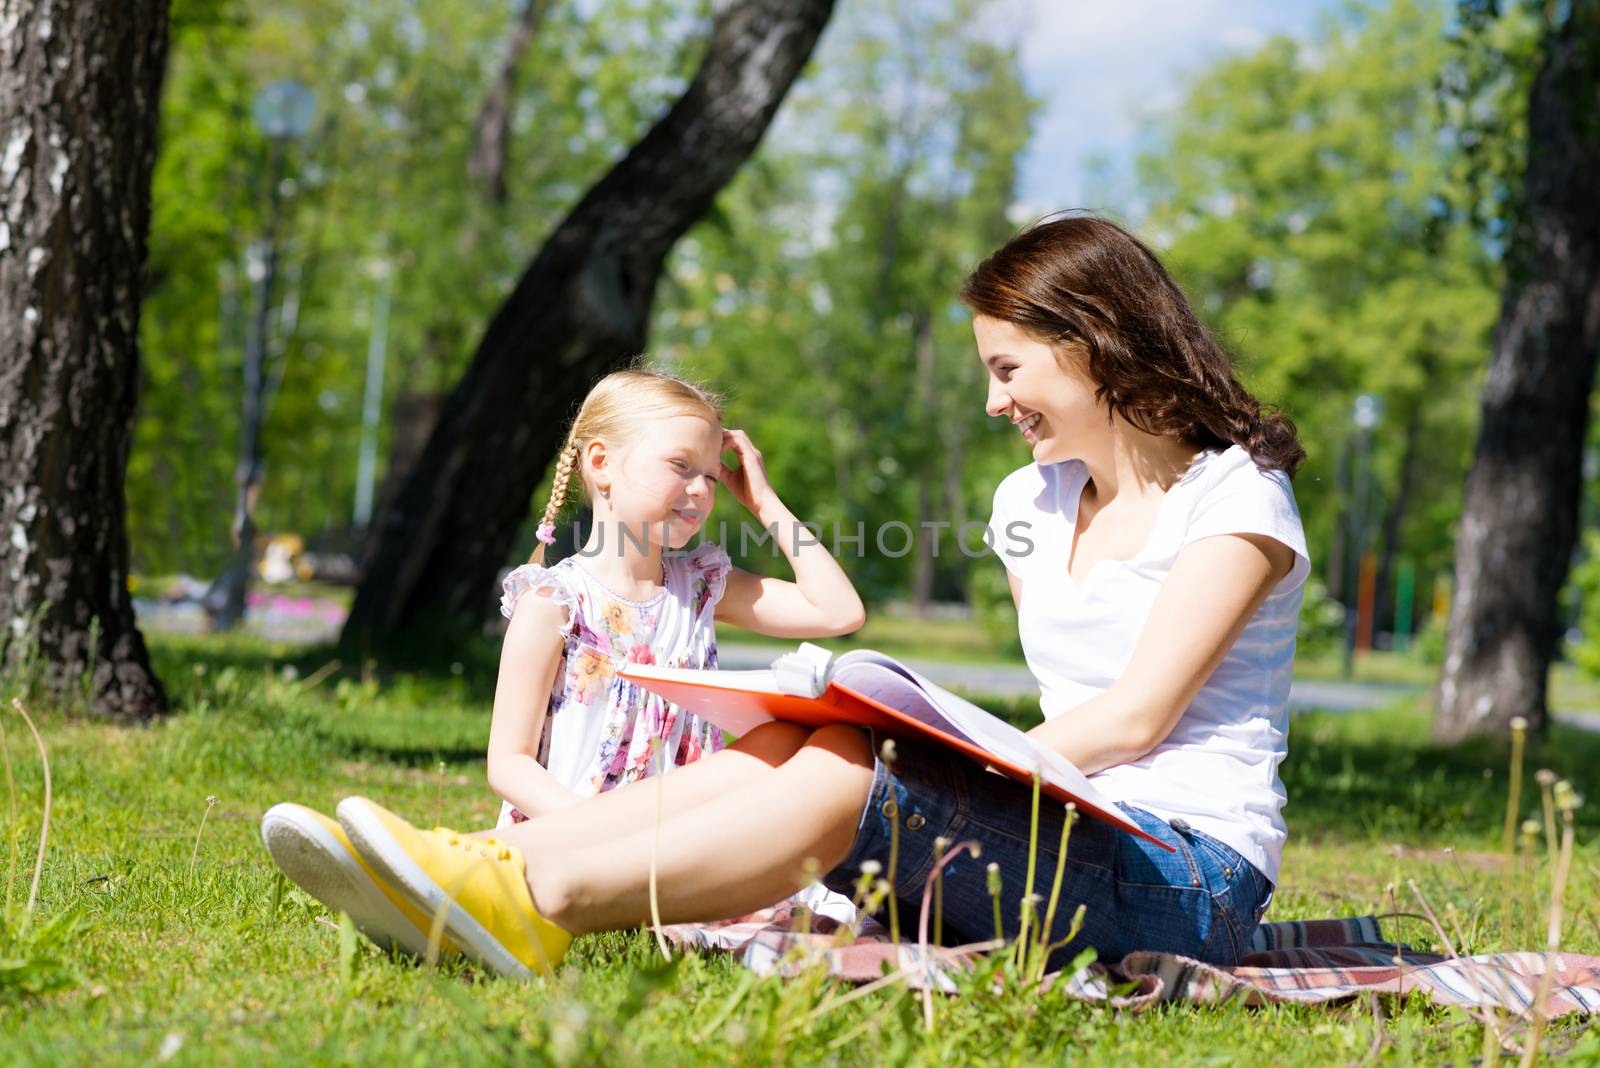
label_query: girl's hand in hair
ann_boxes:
[719,428,779,517]
[714,425,865,638]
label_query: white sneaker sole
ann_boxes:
[336,797,533,980]
[261,802,434,958]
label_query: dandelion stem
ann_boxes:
[915,840,978,1034]
[189,795,219,880]
[1520,808,1577,1068]
[882,741,902,947]
[987,863,1003,944]
[297,658,341,692]
[1409,877,1514,1046]
[1035,803,1075,981]
[11,698,51,933]
[1500,718,1527,952]
[648,745,671,962]
[1017,772,1041,966]
[1538,773,1558,858]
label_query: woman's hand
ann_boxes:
[719,428,779,517]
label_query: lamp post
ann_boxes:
[353,256,393,531]
[1341,393,1381,677]
[208,80,316,631]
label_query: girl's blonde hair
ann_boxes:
[530,368,723,564]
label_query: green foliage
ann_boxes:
[1411,612,1450,668]
[124,0,1555,651]
[1570,529,1600,680]
[967,560,1023,659]
[1139,0,1504,597]
[133,0,706,575]
[1440,0,1542,240]
[1294,577,1346,661]
[657,0,1041,606]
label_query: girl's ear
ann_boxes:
[583,439,610,494]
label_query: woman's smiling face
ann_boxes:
[974,314,1104,464]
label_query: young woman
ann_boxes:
[268,214,1310,979]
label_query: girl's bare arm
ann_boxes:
[485,591,584,818]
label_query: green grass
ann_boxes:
[1,635,1597,1065]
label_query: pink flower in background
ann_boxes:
[627,643,656,665]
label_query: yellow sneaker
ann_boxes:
[336,796,571,979]
[261,802,457,959]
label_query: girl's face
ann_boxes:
[589,414,722,550]
[974,314,1104,465]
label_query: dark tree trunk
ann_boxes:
[1436,5,1600,742]
[344,0,836,652]
[367,390,443,550]
[0,0,172,720]
[468,0,550,205]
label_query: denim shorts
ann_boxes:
[821,735,1273,968]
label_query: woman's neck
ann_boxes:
[576,516,666,599]
[1077,420,1206,505]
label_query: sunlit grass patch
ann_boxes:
[0,634,1593,1065]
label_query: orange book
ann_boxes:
[620,643,1167,848]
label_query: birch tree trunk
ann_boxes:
[0,0,172,720]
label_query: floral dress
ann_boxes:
[495,541,731,826]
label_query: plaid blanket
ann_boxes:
[661,907,1600,1017]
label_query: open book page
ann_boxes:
[820,662,951,734]
[619,648,1155,845]
[830,650,1114,815]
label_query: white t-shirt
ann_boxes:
[986,443,1310,883]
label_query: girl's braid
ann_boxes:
[529,436,581,564]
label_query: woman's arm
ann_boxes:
[485,591,584,818]
[1026,532,1295,775]
[713,429,865,638]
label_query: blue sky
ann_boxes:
[1011,0,1332,217]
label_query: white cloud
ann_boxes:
[1013,0,1327,216]
[1218,25,1268,50]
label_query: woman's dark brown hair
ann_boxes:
[960,214,1306,476]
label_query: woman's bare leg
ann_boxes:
[494,725,876,934]
[484,722,812,851]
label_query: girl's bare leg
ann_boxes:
[484,721,812,851]
[494,725,876,934]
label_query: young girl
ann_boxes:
[272,215,1310,980]
[485,368,864,822]
[263,368,863,956]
